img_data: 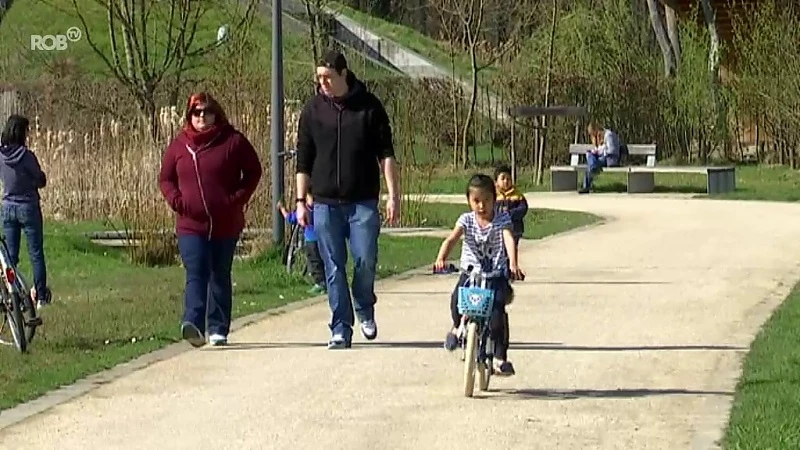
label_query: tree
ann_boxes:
[646,0,678,77]
[70,0,255,141]
[428,0,464,168]
[432,0,537,168]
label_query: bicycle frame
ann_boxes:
[456,266,505,367]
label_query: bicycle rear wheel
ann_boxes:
[20,288,39,344]
[478,335,493,391]
[285,225,307,275]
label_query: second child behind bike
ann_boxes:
[433,174,525,376]
[278,192,327,295]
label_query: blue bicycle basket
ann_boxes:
[457,285,495,319]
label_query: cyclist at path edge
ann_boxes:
[294,49,400,349]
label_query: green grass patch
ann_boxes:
[0,204,594,411]
[723,280,800,449]
[329,2,475,80]
[0,0,391,82]
[412,202,600,239]
[412,165,800,202]
[0,221,441,411]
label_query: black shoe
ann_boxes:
[578,187,590,194]
[444,332,459,351]
[181,322,206,348]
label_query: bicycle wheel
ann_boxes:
[286,225,307,275]
[463,321,478,397]
[19,279,40,344]
[4,291,27,353]
[478,335,493,391]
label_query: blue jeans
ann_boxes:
[2,202,47,296]
[177,234,238,336]
[313,200,380,341]
[583,153,619,189]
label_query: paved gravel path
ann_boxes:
[3,193,800,450]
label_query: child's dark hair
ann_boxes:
[493,164,512,180]
[1,114,29,146]
[466,173,496,200]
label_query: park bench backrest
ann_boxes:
[627,144,657,167]
[567,143,657,167]
[568,144,594,166]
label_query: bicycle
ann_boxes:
[435,263,505,397]
[0,235,41,353]
[277,149,308,276]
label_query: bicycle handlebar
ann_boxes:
[432,264,506,279]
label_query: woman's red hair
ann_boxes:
[183,92,229,130]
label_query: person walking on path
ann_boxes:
[159,93,262,347]
[0,114,52,309]
[294,49,400,349]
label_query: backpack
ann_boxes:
[618,142,629,165]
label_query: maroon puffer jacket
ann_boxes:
[159,124,262,239]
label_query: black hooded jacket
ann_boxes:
[295,71,395,204]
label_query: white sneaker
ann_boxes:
[328,334,350,349]
[360,319,377,340]
[209,333,227,346]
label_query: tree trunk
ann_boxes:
[535,0,557,186]
[646,0,677,77]
[305,0,320,66]
[699,0,720,79]
[664,3,681,63]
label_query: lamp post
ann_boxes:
[271,0,285,247]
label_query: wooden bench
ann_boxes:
[550,143,736,194]
[550,143,657,193]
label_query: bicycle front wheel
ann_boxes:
[6,292,27,353]
[463,321,478,397]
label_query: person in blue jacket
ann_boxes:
[278,193,326,294]
[0,114,52,309]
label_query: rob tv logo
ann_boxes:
[30,27,82,51]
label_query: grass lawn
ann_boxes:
[0,203,596,411]
[408,201,600,238]
[0,0,391,82]
[723,280,800,449]
[328,2,477,81]
[409,165,800,202]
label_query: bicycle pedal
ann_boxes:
[27,317,42,327]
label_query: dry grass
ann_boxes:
[28,104,302,264]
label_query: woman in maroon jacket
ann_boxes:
[159,93,262,347]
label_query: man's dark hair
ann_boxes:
[1,114,29,146]
[318,49,348,75]
[493,164,511,180]
[466,173,496,200]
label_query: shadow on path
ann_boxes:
[208,341,746,352]
[488,387,733,401]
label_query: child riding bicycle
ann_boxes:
[278,192,327,295]
[433,173,525,376]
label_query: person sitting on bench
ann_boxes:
[580,122,621,194]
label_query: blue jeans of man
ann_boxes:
[2,202,47,296]
[583,152,619,189]
[313,200,380,341]
[177,234,238,336]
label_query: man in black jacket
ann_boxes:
[294,50,400,349]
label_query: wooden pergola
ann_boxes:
[506,105,588,183]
